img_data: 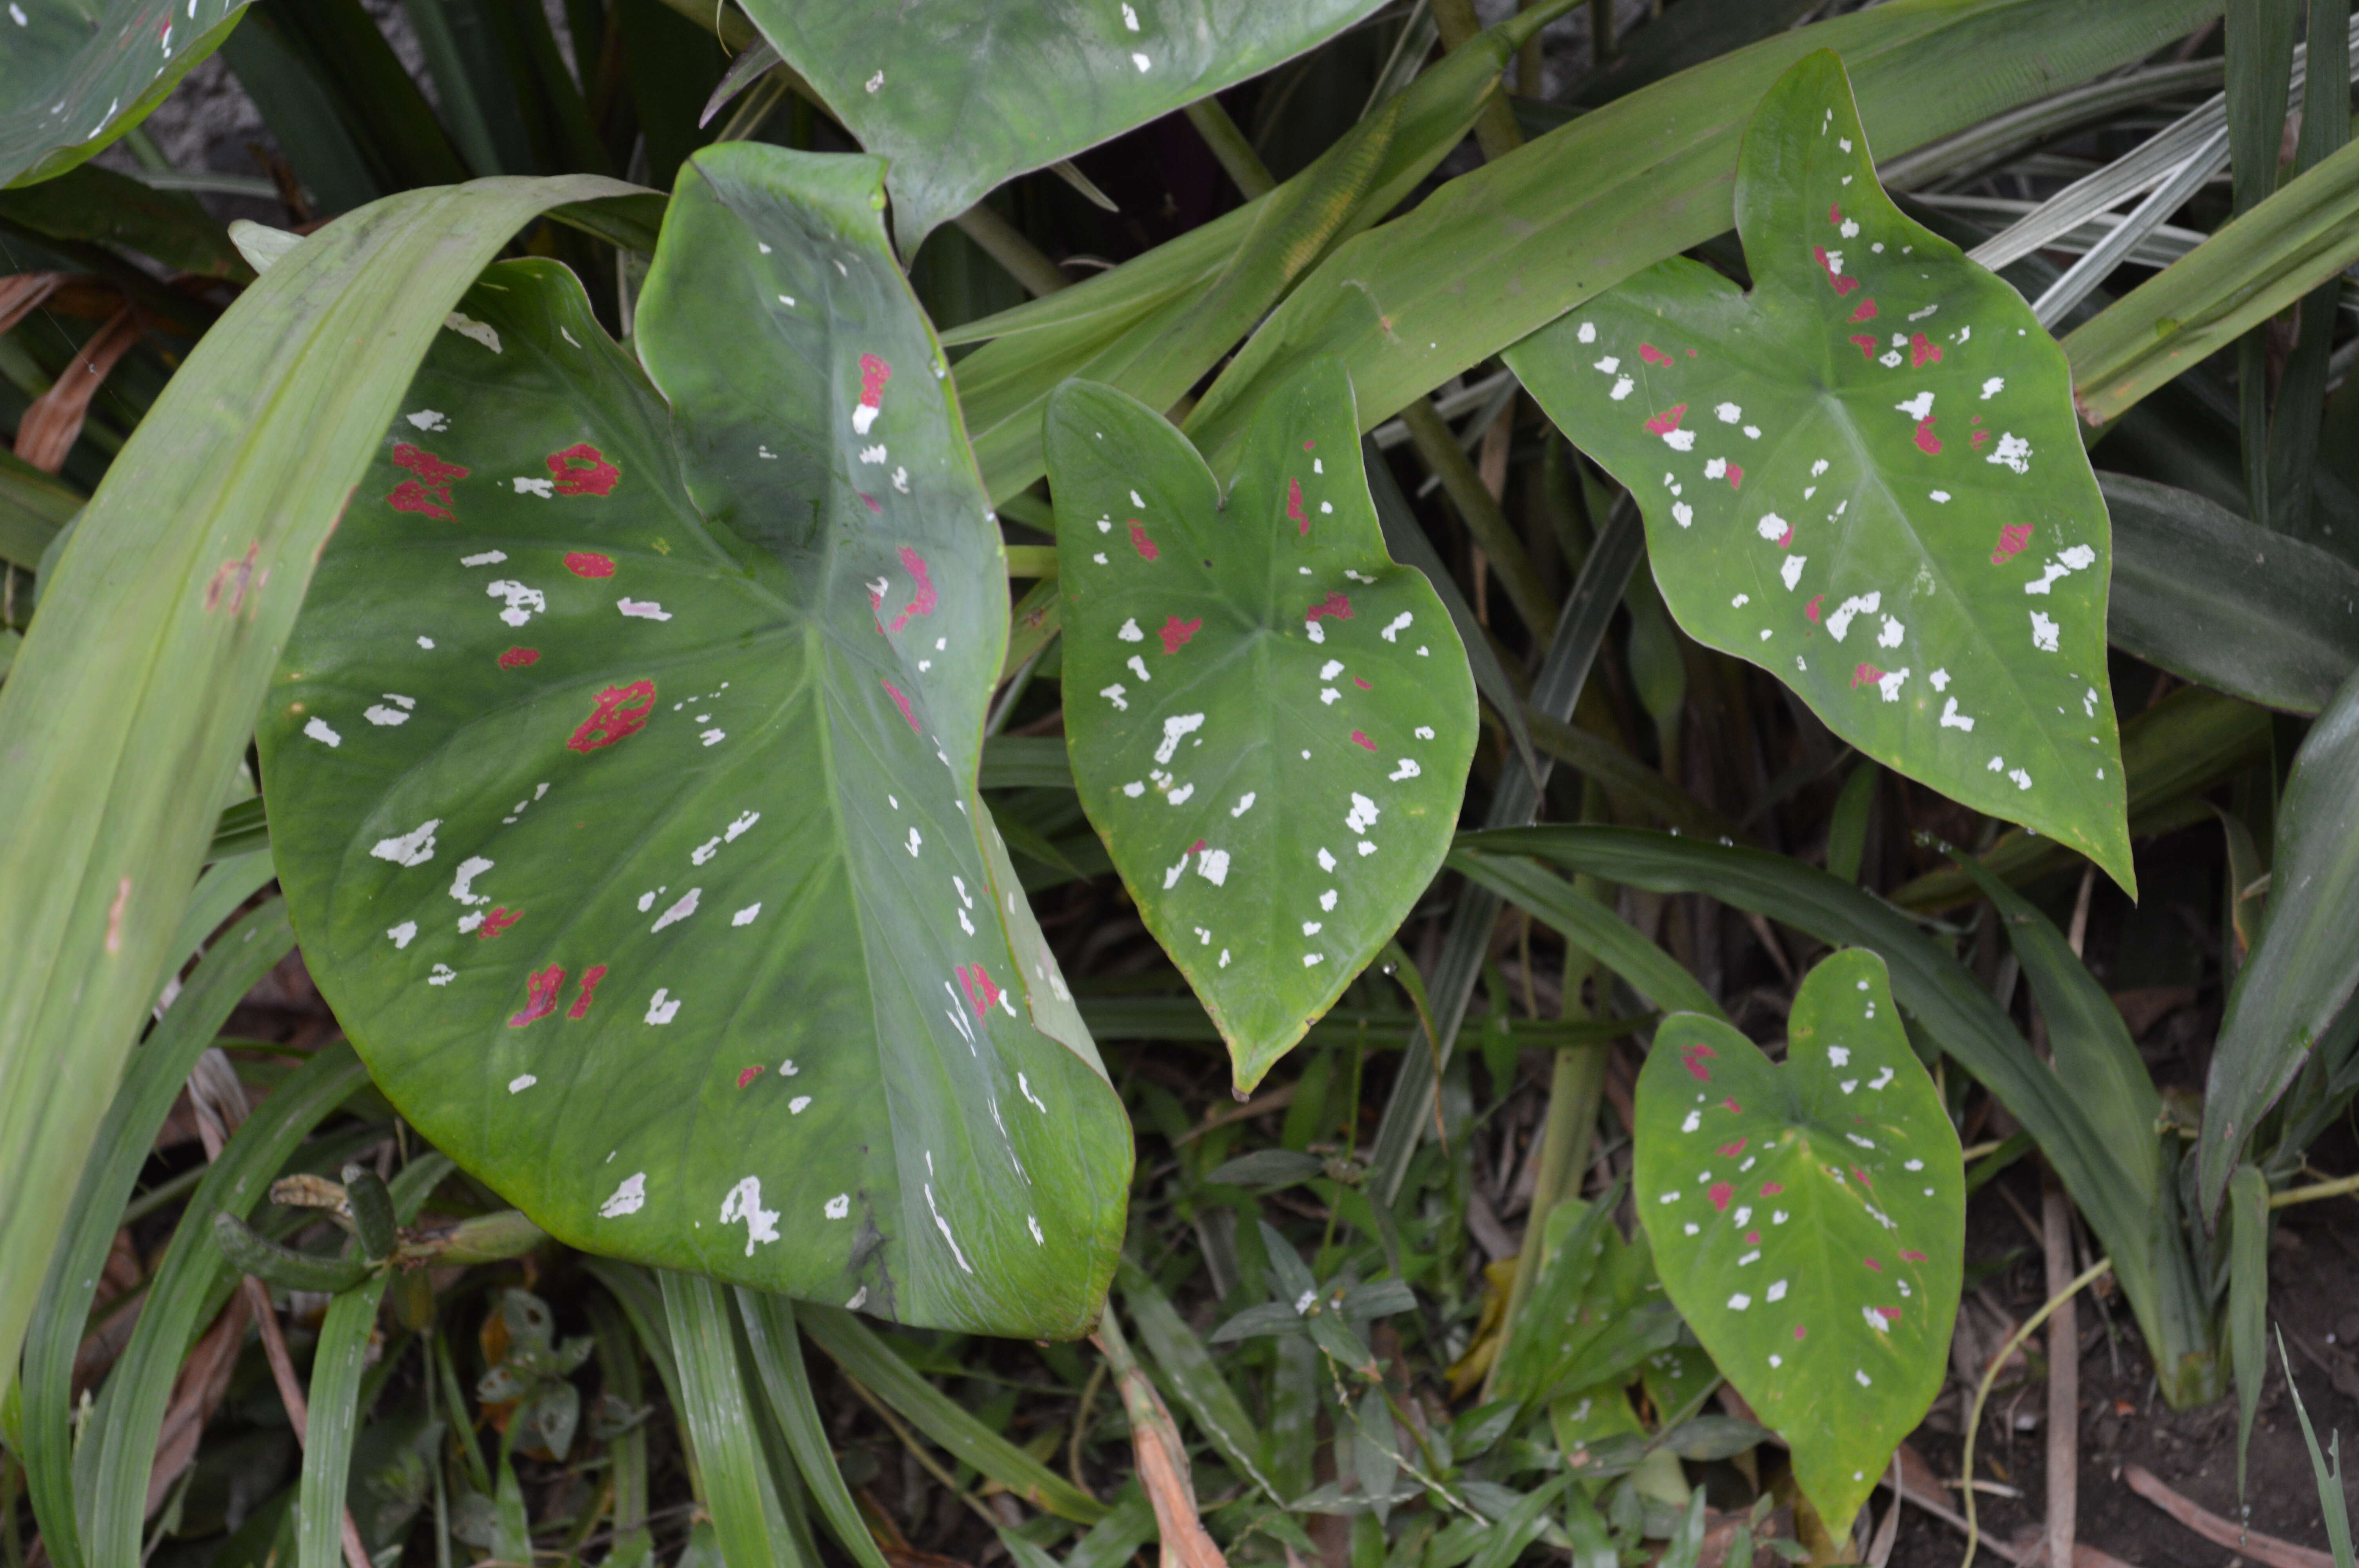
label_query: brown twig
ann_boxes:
[2121,1464,2335,1568]
[1093,1310,1225,1568]
[2041,1175,2078,1568]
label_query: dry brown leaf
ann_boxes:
[15,306,142,472]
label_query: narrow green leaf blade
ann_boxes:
[2101,471,2359,715]
[737,0,1384,252]
[736,1291,891,1568]
[2228,1162,2269,1497]
[298,1276,394,1568]
[1634,949,1963,1541]
[1046,362,1476,1091]
[1511,50,2130,887]
[661,1272,807,1568]
[2201,664,2359,1206]
[257,149,1130,1334]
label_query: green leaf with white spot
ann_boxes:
[1,0,249,188]
[1632,949,1962,1542]
[255,145,1130,1338]
[1044,360,1477,1093]
[1507,49,2131,891]
[738,0,1384,254]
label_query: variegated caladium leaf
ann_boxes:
[1633,949,1963,1540]
[254,147,1131,1339]
[738,0,1383,254]
[1,0,248,187]
[1044,360,1477,1093]
[1507,49,2132,891]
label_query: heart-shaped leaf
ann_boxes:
[255,146,1130,1338]
[2,0,249,187]
[1044,360,1477,1092]
[1632,949,1962,1540]
[739,0,1383,253]
[1506,49,2132,890]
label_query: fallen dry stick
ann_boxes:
[1094,1310,1226,1568]
[2122,1463,2336,1568]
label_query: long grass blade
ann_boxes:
[82,1044,370,1568]
[296,1276,391,1568]
[16,899,294,1568]
[659,1272,806,1568]
[735,1291,891,1568]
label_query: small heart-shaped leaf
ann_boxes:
[1507,49,2131,890]
[1045,359,1477,1091]
[256,147,1130,1337]
[1633,949,1962,1540]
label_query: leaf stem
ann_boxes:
[954,204,1071,298]
[1183,100,1276,200]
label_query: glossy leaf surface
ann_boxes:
[1045,362,1476,1092]
[1510,51,2130,888]
[257,147,1129,1336]
[737,0,1382,253]
[0,0,248,187]
[2199,664,2359,1208]
[1634,949,1962,1539]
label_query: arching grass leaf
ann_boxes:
[738,0,1385,254]
[256,146,1130,1338]
[1,0,249,188]
[1507,49,2132,890]
[1045,361,1476,1092]
[1633,949,1962,1541]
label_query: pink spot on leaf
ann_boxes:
[1643,402,1687,436]
[1794,1324,1807,1341]
[1877,1306,1901,1321]
[1727,464,1744,491]
[1863,1256,1883,1272]
[1723,1098,1742,1114]
[1717,1139,1747,1158]
[568,964,607,1020]
[1813,246,1861,295]
[1806,596,1823,623]
[393,444,468,490]
[508,965,564,1027]
[387,479,454,520]
[1852,663,1884,689]
[1287,477,1308,535]
[1992,523,2032,564]
[1761,1182,1785,1196]
[1159,615,1202,654]
[479,907,521,940]
[957,963,1001,1023]
[1901,1250,1928,1263]
[1709,1182,1733,1211]
[567,680,655,752]
[1848,297,1877,323]
[1848,335,1879,360]
[881,678,920,733]
[1745,1230,1761,1244]
[1129,519,1159,560]
[546,443,620,497]
[886,545,938,633]
[1349,730,1376,751]
[1913,417,1941,455]
[1910,333,1942,368]
[860,493,882,514]
[858,353,892,409]
[1679,1043,1718,1082]
[1827,201,1843,224]
[565,552,615,578]
[1639,343,1672,367]
[498,647,540,670]
[737,1065,765,1089]
[1306,591,1352,622]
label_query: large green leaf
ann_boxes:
[736,0,1384,253]
[2199,664,2359,1209]
[256,148,1130,1336]
[1634,949,1962,1541]
[1509,51,2130,887]
[0,0,249,187]
[1044,361,1475,1091]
